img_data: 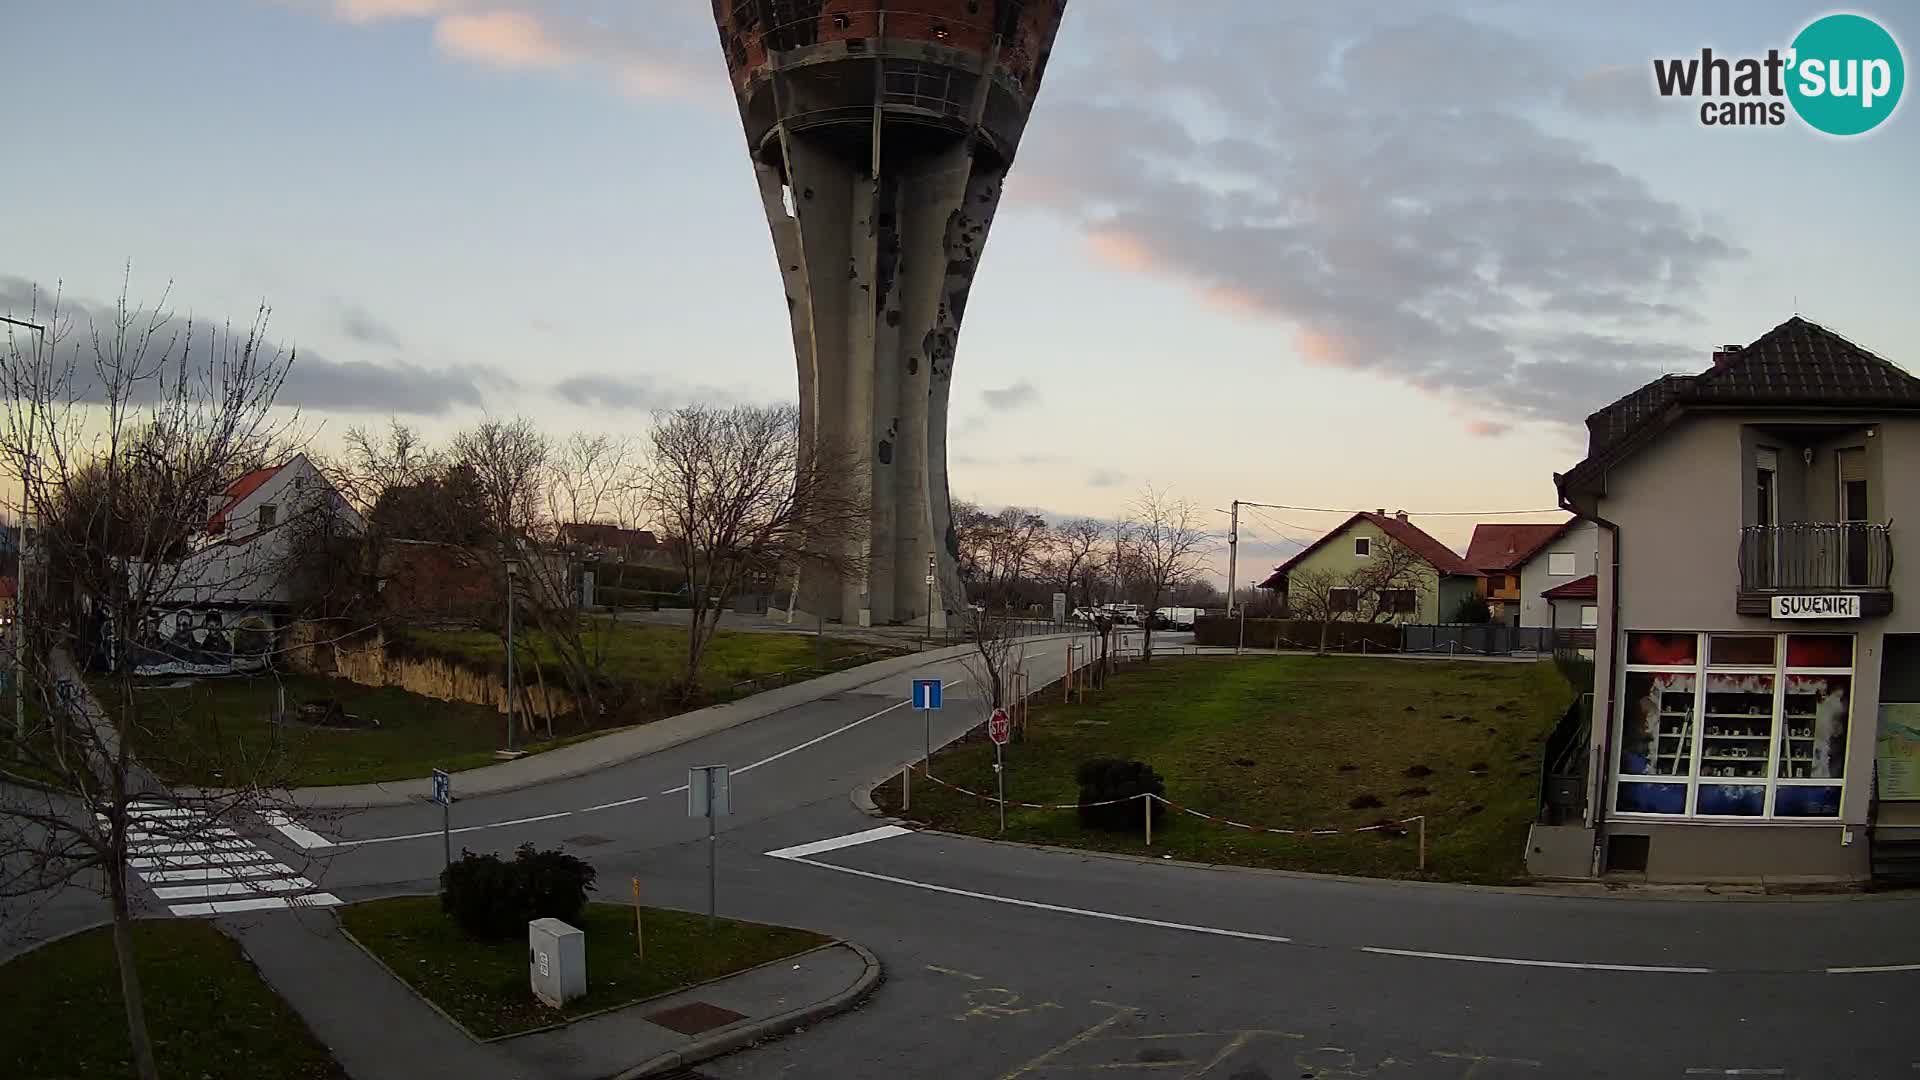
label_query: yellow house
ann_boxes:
[1258,510,1482,624]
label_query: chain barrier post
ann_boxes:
[1418,816,1427,871]
[1143,793,1152,847]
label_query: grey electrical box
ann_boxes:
[528,918,586,1008]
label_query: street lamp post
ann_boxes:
[504,556,520,754]
[3,315,47,745]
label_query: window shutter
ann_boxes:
[1839,448,1867,483]
[1756,447,1778,472]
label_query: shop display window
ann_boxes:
[1614,631,1852,820]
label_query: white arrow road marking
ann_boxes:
[764,825,911,860]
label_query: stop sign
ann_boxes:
[988,708,1010,746]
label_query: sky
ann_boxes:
[4,0,1917,581]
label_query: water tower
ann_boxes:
[713,1,1069,627]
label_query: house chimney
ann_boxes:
[1712,344,1743,369]
[1396,511,1409,522]
[1375,508,1387,516]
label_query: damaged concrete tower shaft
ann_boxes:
[714,1,1068,627]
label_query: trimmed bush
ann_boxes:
[439,844,597,940]
[515,844,596,925]
[1075,758,1166,831]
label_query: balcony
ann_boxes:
[1737,522,1894,617]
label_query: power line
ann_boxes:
[1237,500,1565,519]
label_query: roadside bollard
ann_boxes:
[1143,793,1152,847]
[902,762,911,811]
[1417,815,1427,871]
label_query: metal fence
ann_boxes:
[1739,522,1893,592]
[1400,624,1555,656]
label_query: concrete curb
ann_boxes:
[607,941,884,1080]
[282,633,1085,810]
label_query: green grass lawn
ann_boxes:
[340,896,830,1039]
[409,620,885,696]
[81,623,898,790]
[102,673,525,788]
[876,655,1575,884]
[0,920,342,1080]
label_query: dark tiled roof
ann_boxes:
[1465,522,1576,573]
[1560,317,1920,496]
[1258,511,1479,589]
[1541,574,1598,601]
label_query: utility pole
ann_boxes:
[1225,500,1240,620]
[504,556,520,754]
[3,315,47,744]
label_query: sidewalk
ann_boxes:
[286,632,1090,810]
[224,909,879,1080]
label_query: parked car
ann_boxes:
[1155,606,1200,630]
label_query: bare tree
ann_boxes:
[0,278,318,1080]
[1120,486,1212,663]
[1037,517,1104,615]
[1278,536,1428,653]
[640,404,868,698]
[959,607,1025,737]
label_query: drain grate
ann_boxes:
[647,1001,748,1035]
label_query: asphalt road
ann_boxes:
[14,632,1920,1078]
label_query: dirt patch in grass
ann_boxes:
[877,656,1573,883]
[340,896,830,1039]
[0,920,342,1080]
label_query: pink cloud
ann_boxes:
[1465,419,1513,437]
[1082,229,1158,272]
[434,10,571,69]
[1293,328,1356,368]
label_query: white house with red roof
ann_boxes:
[125,455,362,674]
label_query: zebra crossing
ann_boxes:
[108,802,341,917]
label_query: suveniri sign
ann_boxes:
[1772,594,1862,619]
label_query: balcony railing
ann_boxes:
[1738,522,1893,593]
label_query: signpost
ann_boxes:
[688,765,731,927]
[925,551,936,645]
[912,678,943,775]
[430,768,452,868]
[989,707,1010,834]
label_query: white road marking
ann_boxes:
[167,893,342,917]
[125,807,197,820]
[129,840,253,856]
[152,877,314,901]
[140,862,295,884]
[1359,946,1712,974]
[774,854,1293,944]
[261,811,333,849]
[333,678,961,846]
[1684,1070,1786,1076]
[325,810,576,850]
[128,828,236,843]
[764,825,911,860]
[581,796,649,812]
[131,851,279,871]
[733,678,960,777]
[1827,962,1920,974]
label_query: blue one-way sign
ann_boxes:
[912,678,943,711]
